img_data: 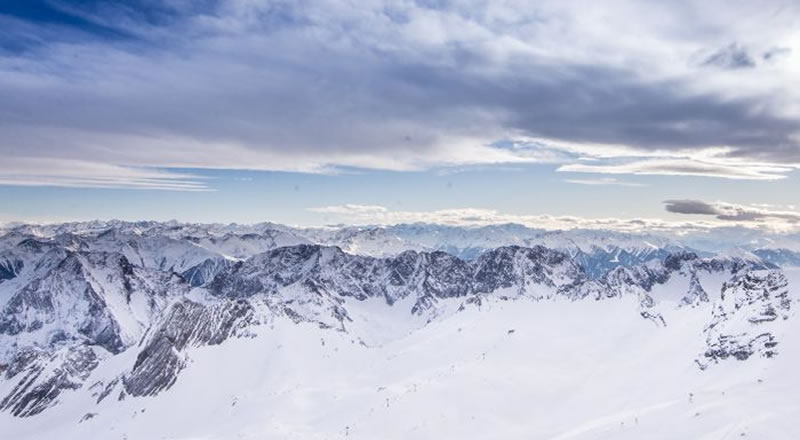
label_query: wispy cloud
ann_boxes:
[0,158,210,191]
[559,157,792,180]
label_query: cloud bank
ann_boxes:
[310,203,728,234]
[0,0,799,188]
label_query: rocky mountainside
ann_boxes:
[0,221,797,439]
[305,224,701,278]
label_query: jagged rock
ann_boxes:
[124,299,254,397]
[0,253,126,354]
[0,345,100,417]
[210,244,581,309]
[0,250,189,355]
[472,246,583,298]
[94,378,119,404]
[79,412,97,423]
[702,270,791,365]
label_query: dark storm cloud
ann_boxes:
[664,200,800,223]
[664,200,721,216]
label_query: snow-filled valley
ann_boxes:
[0,221,799,439]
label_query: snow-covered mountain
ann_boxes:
[0,221,799,439]
[304,224,698,278]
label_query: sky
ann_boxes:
[0,0,799,233]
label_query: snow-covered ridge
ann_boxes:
[0,220,749,279]
[5,220,797,271]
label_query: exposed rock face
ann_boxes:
[702,270,791,365]
[210,245,583,314]
[124,299,255,397]
[0,345,100,417]
[595,262,670,299]
[0,251,188,354]
[589,251,766,307]
[0,253,127,355]
[472,246,583,297]
[0,246,190,417]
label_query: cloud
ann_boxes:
[699,43,756,69]
[309,203,725,233]
[312,204,389,216]
[312,200,800,234]
[0,157,210,191]
[664,199,800,224]
[0,0,798,188]
[558,157,792,180]
[564,177,646,187]
[664,200,721,216]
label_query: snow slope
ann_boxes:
[2,292,798,440]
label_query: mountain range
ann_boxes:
[0,220,798,439]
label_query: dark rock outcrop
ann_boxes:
[124,299,254,397]
[702,270,791,365]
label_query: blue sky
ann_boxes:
[2,165,798,230]
[1,1,799,232]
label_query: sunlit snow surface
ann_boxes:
[2,272,799,440]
